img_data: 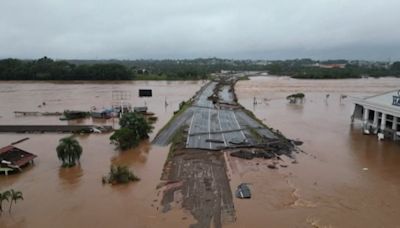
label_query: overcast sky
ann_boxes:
[1,0,400,60]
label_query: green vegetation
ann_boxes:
[2,57,399,80]
[0,57,210,80]
[56,136,83,167]
[0,57,132,80]
[110,112,152,150]
[266,59,400,79]
[286,93,305,103]
[110,128,138,150]
[102,165,140,184]
[0,189,23,215]
[0,191,10,214]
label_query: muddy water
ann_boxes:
[2,78,400,228]
[0,81,205,227]
[232,76,400,227]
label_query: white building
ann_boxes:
[352,89,400,140]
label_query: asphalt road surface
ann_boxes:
[186,82,247,150]
[154,78,276,150]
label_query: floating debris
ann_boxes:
[206,139,225,144]
[230,150,254,160]
[10,137,30,145]
[267,164,278,169]
[235,183,251,199]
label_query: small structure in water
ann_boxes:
[351,89,400,141]
[134,106,148,113]
[0,145,37,175]
[90,108,113,119]
[236,183,251,199]
[60,110,89,120]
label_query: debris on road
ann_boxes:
[230,150,254,159]
[205,139,225,144]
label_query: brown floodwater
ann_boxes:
[1,77,400,228]
[231,76,400,227]
[0,80,205,228]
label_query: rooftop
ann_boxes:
[0,145,37,169]
[353,89,400,116]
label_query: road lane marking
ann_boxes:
[218,110,227,147]
[232,111,246,140]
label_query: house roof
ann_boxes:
[353,89,400,116]
[0,145,37,168]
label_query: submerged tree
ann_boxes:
[110,128,140,150]
[102,165,140,184]
[110,112,152,150]
[8,190,23,213]
[0,190,10,214]
[286,93,305,104]
[119,112,152,139]
[56,136,83,167]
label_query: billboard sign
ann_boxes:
[139,89,152,97]
[393,90,400,106]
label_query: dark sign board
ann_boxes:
[139,89,152,97]
[393,90,400,106]
[393,96,400,106]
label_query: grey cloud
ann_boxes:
[1,0,400,60]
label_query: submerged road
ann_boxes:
[186,82,247,150]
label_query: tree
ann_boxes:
[102,165,140,184]
[110,112,152,150]
[56,136,83,167]
[286,93,305,104]
[110,128,139,150]
[8,190,23,213]
[119,112,152,139]
[0,190,10,214]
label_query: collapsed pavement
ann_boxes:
[153,74,300,228]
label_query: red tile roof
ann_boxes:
[0,145,37,168]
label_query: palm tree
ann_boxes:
[56,136,83,167]
[0,190,10,214]
[8,190,23,213]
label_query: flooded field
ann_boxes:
[1,77,400,227]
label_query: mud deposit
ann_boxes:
[160,150,235,228]
[157,76,296,228]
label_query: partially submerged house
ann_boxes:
[352,89,400,140]
[0,145,37,175]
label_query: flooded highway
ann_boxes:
[1,77,400,227]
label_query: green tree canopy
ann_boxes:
[8,189,23,213]
[110,112,152,150]
[119,112,152,139]
[56,136,83,167]
[0,190,10,214]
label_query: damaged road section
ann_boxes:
[153,74,299,228]
[159,150,235,228]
